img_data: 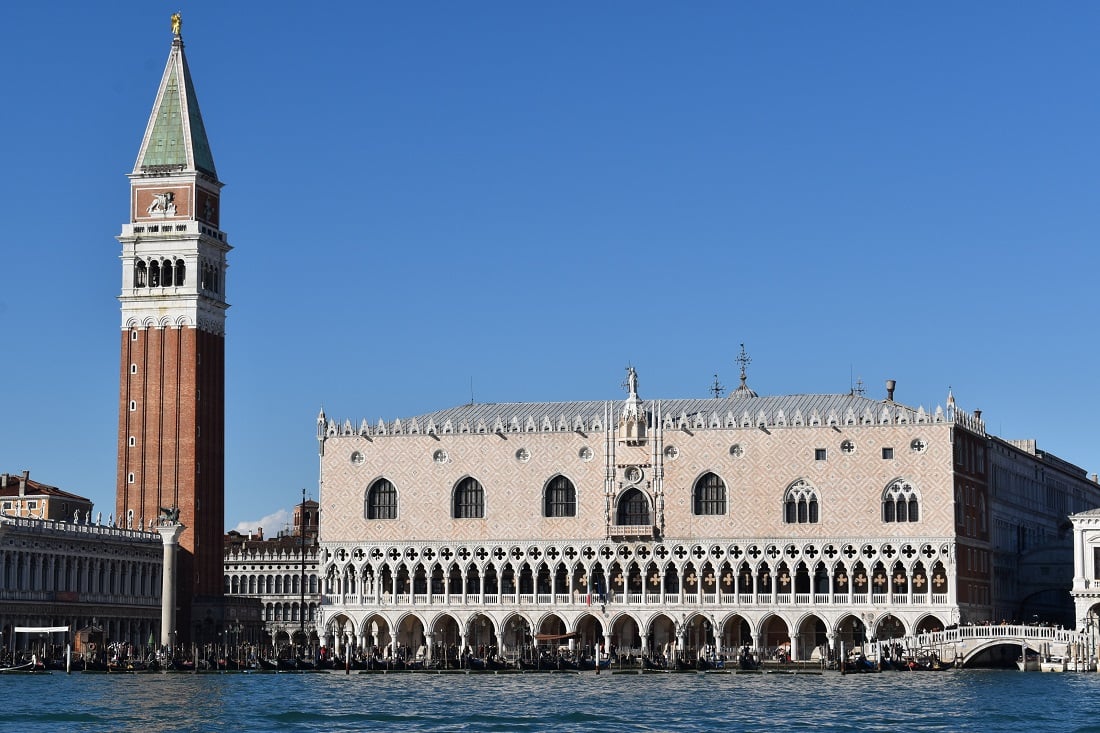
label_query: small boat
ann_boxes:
[1016,650,1039,672]
[170,658,196,672]
[844,655,878,673]
[1039,656,1066,673]
[0,659,37,674]
[519,656,555,671]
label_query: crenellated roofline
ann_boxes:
[320,393,981,440]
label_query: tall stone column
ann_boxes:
[157,523,185,649]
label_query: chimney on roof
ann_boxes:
[974,409,982,420]
[18,471,28,497]
[885,379,896,402]
[0,474,8,489]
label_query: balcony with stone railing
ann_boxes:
[321,589,951,610]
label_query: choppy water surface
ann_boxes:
[3,670,1100,732]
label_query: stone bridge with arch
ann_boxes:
[894,624,1088,668]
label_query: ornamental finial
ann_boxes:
[171,12,182,37]
[736,343,752,385]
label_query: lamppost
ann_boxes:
[299,488,307,659]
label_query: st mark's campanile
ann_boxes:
[116,14,229,644]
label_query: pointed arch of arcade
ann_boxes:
[608,611,643,656]
[573,612,606,655]
[426,611,462,655]
[758,613,792,659]
[834,613,870,653]
[465,612,497,656]
[534,611,569,639]
[718,612,755,652]
[358,613,393,655]
[679,612,717,659]
[644,613,680,659]
[792,611,830,661]
[324,611,358,653]
[499,611,532,654]
[392,611,428,658]
[873,613,908,640]
[914,613,949,634]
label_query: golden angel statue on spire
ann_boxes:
[171,12,182,36]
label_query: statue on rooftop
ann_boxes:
[171,12,182,37]
[624,366,638,396]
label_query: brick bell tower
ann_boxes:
[116,14,229,645]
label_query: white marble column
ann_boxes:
[157,522,185,649]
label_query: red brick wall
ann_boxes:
[116,324,225,629]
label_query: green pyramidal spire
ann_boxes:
[135,25,217,178]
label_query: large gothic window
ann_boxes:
[692,472,726,515]
[883,479,920,523]
[365,478,397,520]
[453,477,485,519]
[617,488,650,526]
[544,475,577,517]
[783,479,820,524]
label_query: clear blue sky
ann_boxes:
[2,2,1097,534]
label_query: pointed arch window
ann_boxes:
[692,472,726,515]
[783,479,819,524]
[453,477,485,519]
[616,488,650,526]
[544,475,576,517]
[883,479,920,523]
[365,478,397,520]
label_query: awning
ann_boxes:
[15,626,69,634]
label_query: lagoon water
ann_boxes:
[4,670,1100,732]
